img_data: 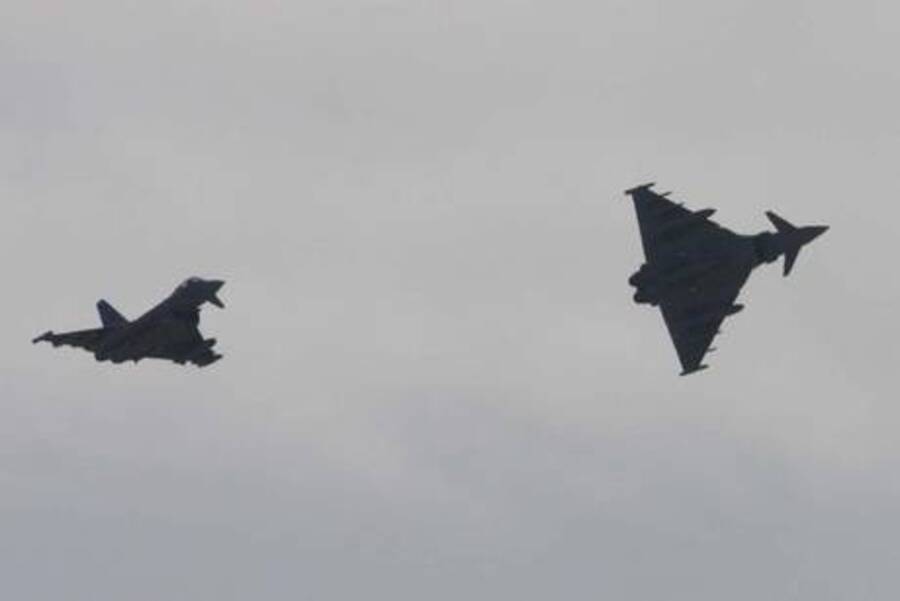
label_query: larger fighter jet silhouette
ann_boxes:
[33,277,225,367]
[625,183,827,375]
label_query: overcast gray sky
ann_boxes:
[2,1,898,599]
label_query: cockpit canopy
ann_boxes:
[177,277,204,290]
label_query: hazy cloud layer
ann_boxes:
[2,1,898,599]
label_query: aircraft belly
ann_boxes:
[148,319,199,358]
[104,319,197,362]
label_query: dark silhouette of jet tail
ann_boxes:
[765,211,829,277]
[97,300,128,328]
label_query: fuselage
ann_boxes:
[630,227,810,307]
[93,278,224,363]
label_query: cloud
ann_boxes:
[1,1,897,598]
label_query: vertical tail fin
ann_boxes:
[97,300,128,328]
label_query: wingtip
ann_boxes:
[680,364,709,376]
[625,182,655,195]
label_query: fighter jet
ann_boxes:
[33,277,225,367]
[625,183,828,375]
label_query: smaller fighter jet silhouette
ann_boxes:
[625,183,828,375]
[33,277,225,367]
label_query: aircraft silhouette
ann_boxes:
[625,183,828,375]
[33,277,225,367]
